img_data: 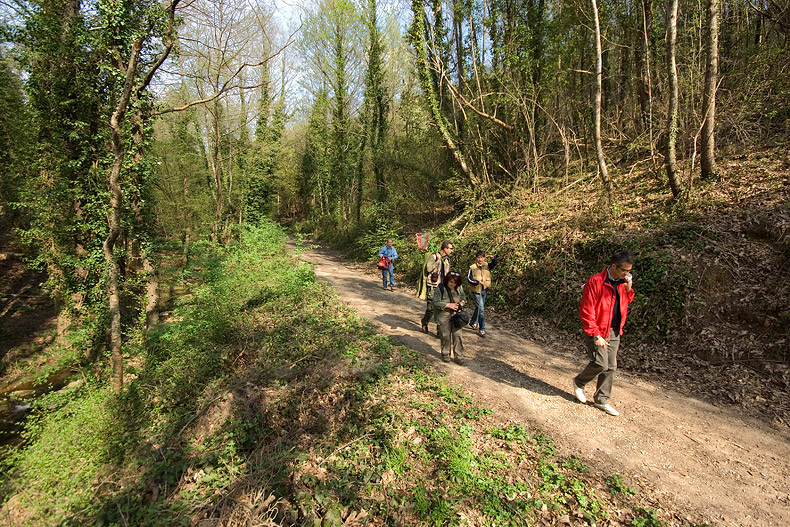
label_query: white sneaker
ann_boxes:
[594,403,619,416]
[572,381,586,404]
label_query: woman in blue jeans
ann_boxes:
[378,239,398,290]
[466,252,497,337]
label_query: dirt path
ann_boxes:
[299,243,790,527]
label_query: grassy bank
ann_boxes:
[1,222,704,526]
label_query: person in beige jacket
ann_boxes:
[466,251,497,337]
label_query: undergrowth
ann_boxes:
[0,221,700,526]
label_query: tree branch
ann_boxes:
[138,0,182,95]
[151,27,298,117]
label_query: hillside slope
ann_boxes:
[343,147,790,426]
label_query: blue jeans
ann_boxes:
[381,265,394,287]
[471,290,486,331]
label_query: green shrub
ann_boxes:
[632,507,665,527]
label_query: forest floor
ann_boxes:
[297,240,790,527]
[0,237,55,366]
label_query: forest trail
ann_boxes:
[298,242,790,527]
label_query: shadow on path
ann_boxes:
[468,355,577,402]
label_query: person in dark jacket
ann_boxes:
[433,271,466,364]
[420,240,453,336]
[572,251,635,416]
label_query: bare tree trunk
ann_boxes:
[665,0,683,197]
[212,105,224,243]
[701,0,719,180]
[635,0,654,146]
[183,171,191,264]
[591,0,612,203]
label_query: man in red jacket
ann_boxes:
[572,251,635,416]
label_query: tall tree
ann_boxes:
[664,0,683,197]
[104,38,142,393]
[591,0,612,203]
[19,0,107,350]
[360,0,389,213]
[700,0,719,180]
[101,0,180,392]
[298,0,365,224]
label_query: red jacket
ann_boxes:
[579,268,636,338]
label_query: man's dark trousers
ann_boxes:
[574,328,620,404]
[421,285,442,339]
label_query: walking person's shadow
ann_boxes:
[469,355,578,402]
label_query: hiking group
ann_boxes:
[376,238,636,417]
[417,240,496,364]
[414,240,498,367]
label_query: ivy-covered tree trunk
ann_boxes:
[452,0,466,139]
[103,0,179,390]
[355,122,368,226]
[332,23,350,223]
[22,0,107,354]
[301,90,332,217]
[129,113,160,330]
[361,0,389,213]
[134,0,180,330]
[409,0,479,188]
[105,39,141,393]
